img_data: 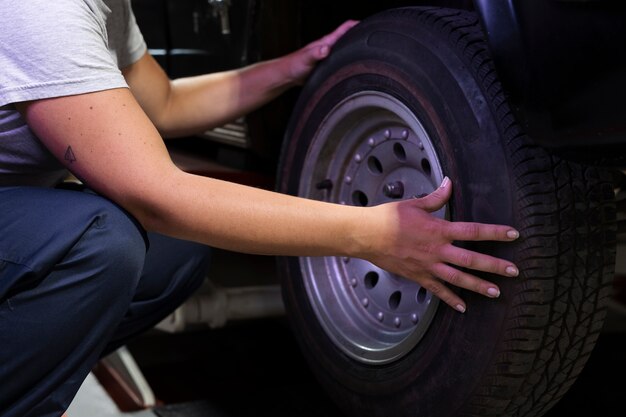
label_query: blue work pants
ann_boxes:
[0,186,212,417]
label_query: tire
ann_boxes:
[276,7,617,417]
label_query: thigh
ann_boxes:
[0,186,146,299]
[0,186,148,417]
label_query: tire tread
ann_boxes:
[377,6,617,417]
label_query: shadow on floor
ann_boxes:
[126,317,625,417]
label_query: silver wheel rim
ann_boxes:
[298,91,446,364]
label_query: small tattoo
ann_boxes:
[64,146,77,163]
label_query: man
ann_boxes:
[0,0,519,416]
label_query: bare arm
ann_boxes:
[123,20,359,138]
[17,86,518,313]
[16,88,357,255]
[16,21,519,312]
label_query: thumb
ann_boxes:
[318,45,330,59]
[414,176,452,212]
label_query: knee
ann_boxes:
[79,199,148,299]
[136,234,212,301]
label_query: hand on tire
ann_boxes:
[365,177,520,313]
[282,20,359,85]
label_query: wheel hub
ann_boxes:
[299,91,445,364]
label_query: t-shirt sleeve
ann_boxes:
[0,0,129,107]
[114,0,148,69]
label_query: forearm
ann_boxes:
[158,58,294,138]
[19,86,359,258]
[126,20,360,138]
[137,170,363,257]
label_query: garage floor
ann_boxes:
[67,312,626,417]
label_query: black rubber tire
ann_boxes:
[276,7,617,417]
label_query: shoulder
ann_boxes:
[0,0,127,106]
[1,0,111,56]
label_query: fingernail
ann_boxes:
[506,266,519,277]
[320,45,329,56]
[507,230,519,239]
[456,304,466,313]
[487,287,500,298]
[440,176,450,188]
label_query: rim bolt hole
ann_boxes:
[389,291,402,310]
[364,271,379,289]
[367,156,384,175]
[417,287,428,303]
[421,158,432,175]
[352,190,369,206]
[393,143,407,162]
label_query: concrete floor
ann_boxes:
[67,373,154,417]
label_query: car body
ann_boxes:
[475,0,626,165]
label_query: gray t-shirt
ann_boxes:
[0,0,147,186]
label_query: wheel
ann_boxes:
[276,7,617,417]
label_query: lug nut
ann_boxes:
[383,181,405,199]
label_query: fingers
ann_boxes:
[327,19,360,42]
[443,221,519,242]
[418,276,467,313]
[287,20,359,85]
[431,262,503,299]
[439,244,519,278]
[427,242,518,313]
[423,259,515,314]
[415,177,520,242]
[315,20,360,58]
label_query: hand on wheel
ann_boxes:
[364,177,520,313]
